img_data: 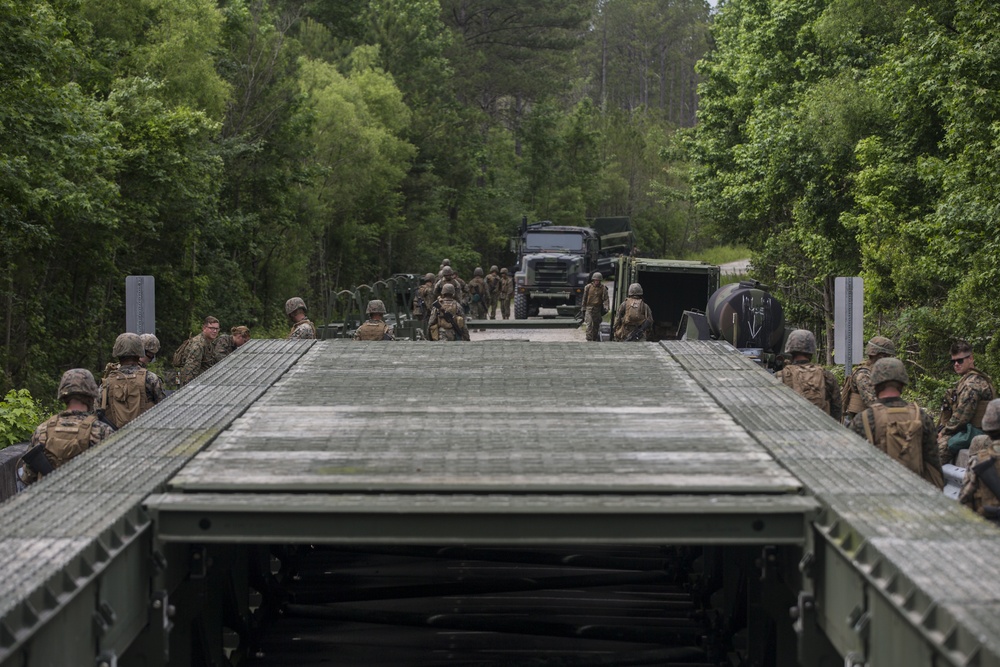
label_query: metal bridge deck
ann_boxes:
[3,339,1000,666]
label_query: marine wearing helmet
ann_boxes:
[776,329,841,421]
[354,300,395,341]
[286,297,316,340]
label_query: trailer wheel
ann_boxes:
[514,293,527,319]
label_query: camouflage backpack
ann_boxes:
[100,368,149,429]
[861,403,924,476]
[622,297,646,326]
[172,336,195,367]
[40,414,99,471]
[781,364,829,414]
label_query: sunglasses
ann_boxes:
[951,356,970,366]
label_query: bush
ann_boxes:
[0,389,45,449]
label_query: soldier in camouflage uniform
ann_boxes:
[139,333,160,367]
[960,399,1000,521]
[215,325,251,361]
[429,283,470,341]
[775,329,842,421]
[497,267,514,320]
[849,358,943,488]
[842,336,895,426]
[581,272,610,342]
[613,283,654,342]
[99,332,166,429]
[437,258,451,279]
[467,267,488,320]
[938,341,995,465]
[178,316,221,386]
[353,300,396,340]
[286,297,317,340]
[485,266,501,319]
[434,266,468,305]
[17,369,115,488]
[413,273,435,337]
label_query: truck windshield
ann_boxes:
[524,232,585,252]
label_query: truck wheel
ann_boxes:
[514,293,527,319]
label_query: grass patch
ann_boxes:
[684,245,750,266]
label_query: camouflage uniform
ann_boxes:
[215,326,250,361]
[429,285,470,341]
[467,270,488,320]
[581,275,609,342]
[938,369,994,465]
[613,285,653,342]
[18,411,116,485]
[353,320,395,340]
[179,333,216,385]
[850,397,942,488]
[434,268,468,305]
[843,336,896,425]
[498,269,514,319]
[960,434,1000,519]
[413,274,436,337]
[485,267,501,319]
[101,362,166,410]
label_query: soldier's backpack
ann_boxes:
[840,367,867,416]
[861,403,924,476]
[622,298,646,326]
[41,414,98,469]
[100,368,148,429]
[172,336,194,367]
[781,364,829,414]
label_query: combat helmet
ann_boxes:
[57,369,100,403]
[490,265,499,273]
[871,357,909,387]
[592,272,603,281]
[628,283,643,297]
[866,336,896,358]
[366,299,387,315]
[423,272,435,282]
[140,333,160,355]
[441,259,451,267]
[441,283,457,297]
[474,267,484,277]
[500,267,509,275]
[285,297,307,316]
[442,266,455,277]
[113,332,144,359]
[784,329,816,356]
[982,399,1000,432]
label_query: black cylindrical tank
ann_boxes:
[706,281,784,352]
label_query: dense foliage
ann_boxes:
[691,0,1000,397]
[1,0,710,397]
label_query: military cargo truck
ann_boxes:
[511,217,633,319]
[612,256,720,340]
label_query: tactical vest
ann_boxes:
[486,274,500,295]
[622,298,646,326]
[861,403,924,477]
[355,321,392,341]
[842,366,869,415]
[43,414,98,469]
[432,299,465,340]
[943,369,995,428]
[289,319,315,338]
[101,368,149,429]
[583,284,605,308]
[781,364,830,414]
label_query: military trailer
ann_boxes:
[612,256,720,341]
[511,217,633,319]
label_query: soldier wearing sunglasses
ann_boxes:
[938,341,995,465]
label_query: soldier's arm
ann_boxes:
[848,410,870,442]
[825,370,842,422]
[179,340,204,385]
[91,421,116,447]
[854,368,877,406]
[602,287,610,311]
[148,373,166,404]
[958,441,984,507]
[920,409,942,470]
[944,380,987,434]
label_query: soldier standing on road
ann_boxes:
[438,258,452,279]
[842,336,896,426]
[581,272,609,342]
[938,341,995,465]
[354,300,396,340]
[17,369,115,489]
[286,297,317,340]
[429,283,470,341]
[498,268,514,320]
[485,266,501,319]
[776,329,842,421]
[614,283,654,342]
[468,267,488,319]
[413,273,436,337]
[178,317,221,386]
[215,325,251,360]
[99,333,166,429]
[959,399,1000,521]
[849,358,943,488]
[434,266,468,304]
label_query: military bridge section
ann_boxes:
[1,340,998,666]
